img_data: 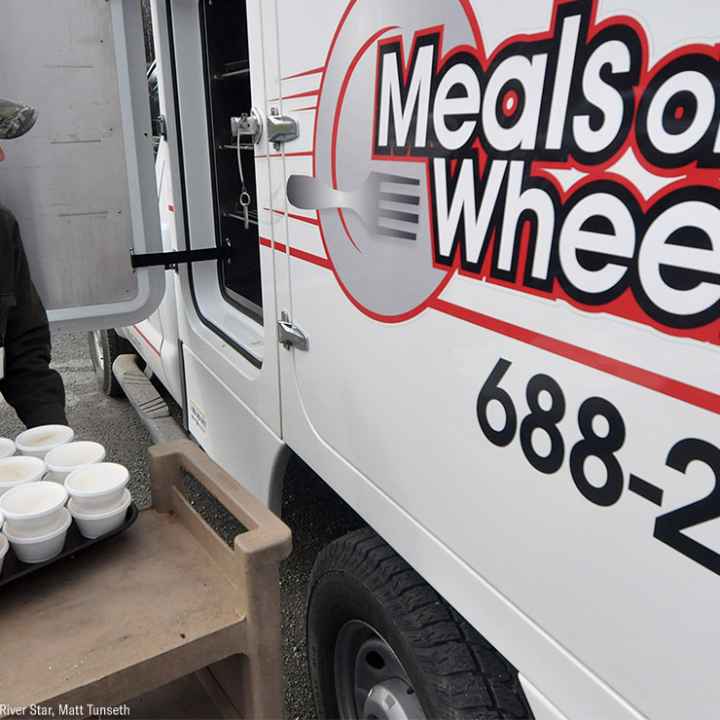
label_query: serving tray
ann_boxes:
[0,503,139,588]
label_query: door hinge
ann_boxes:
[278,312,309,351]
[130,246,230,271]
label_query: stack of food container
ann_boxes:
[0,425,133,570]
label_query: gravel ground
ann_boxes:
[0,329,364,719]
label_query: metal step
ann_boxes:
[113,354,186,444]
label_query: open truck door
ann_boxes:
[0,0,164,331]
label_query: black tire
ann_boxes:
[306,528,533,720]
[87,329,134,398]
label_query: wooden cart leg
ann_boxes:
[148,440,291,718]
[208,561,285,719]
[149,444,182,513]
[244,562,285,719]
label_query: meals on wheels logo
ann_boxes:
[287,0,720,342]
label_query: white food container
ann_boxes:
[4,507,72,564]
[0,533,8,575]
[69,489,132,539]
[0,456,46,497]
[65,463,129,514]
[0,481,68,536]
[0,438,16,460]
[15,425,74,459]
[45,441,106,485]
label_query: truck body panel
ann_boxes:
[275,2,720,718]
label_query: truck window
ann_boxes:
[200,0,262,324]
[147,62,161,160]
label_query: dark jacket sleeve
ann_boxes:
[0,210,67,428]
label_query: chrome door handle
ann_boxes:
[278,312,309,351]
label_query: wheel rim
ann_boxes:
[91,330,104,372]
[334,620,426,720]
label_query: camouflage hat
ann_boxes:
[0,99,38,139]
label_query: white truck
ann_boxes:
[1,1,719,718]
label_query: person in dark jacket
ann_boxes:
[0,98,67,428]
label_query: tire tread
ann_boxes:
[308,527,533,720]
[88,329,134,398]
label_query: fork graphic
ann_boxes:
[287,172,421,241]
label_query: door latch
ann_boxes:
[230,107,263,145]
[267,108,299,150]
[278,311,309,351]
[231,108,299,150]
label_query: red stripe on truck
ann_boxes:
[259,236,331,269]
[132,325,161,357]
[430,298,720,416]
[257,239,720,414]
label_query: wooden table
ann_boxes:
[0,441,292,719]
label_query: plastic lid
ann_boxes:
[0,456,46,488]
[46,441,106,472]
[0,481,68,520]
[4,507,71,543]
[15,425,74,453]
[65,463,129,498]
[69,489,132,520]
